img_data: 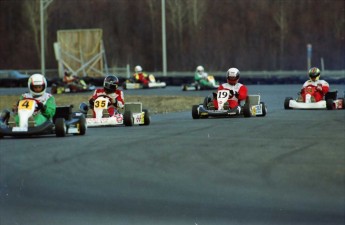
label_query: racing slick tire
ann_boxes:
[141,109,150,126]
[55,118,66,137]
[326,98,334,110]
[257,102,267,117]
[243,103,251,117]
[192,105,200,119]
[78,115,87,135]
[284,97,293,109]
[203,96,212,108]
[124,111,134,126]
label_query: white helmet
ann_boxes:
[28,73,47,97]
[134,65,143,73]
[226,68,240,85]
[196,65,204,74]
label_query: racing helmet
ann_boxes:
[196,65,204,75]
[226,68,240,85]
[308,67,321,80]
[103,75,119,94]
[28,73,47,97]
[134,65,143,73]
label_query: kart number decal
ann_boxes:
[217,90,229,99]
[18,99,35,110]
[94,99,108,109]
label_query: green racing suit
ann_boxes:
[15,93,56,126]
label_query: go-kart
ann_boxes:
[0,99,86,138]
[182,75,219,91]
[80,95,150,127]
[51,78,95,94]
[192,90,267,119]
[122,74,166,90]
[284,87,344,110]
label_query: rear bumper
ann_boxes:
[0,121,54,137]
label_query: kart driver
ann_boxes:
[133,65,149,86]
[63,70,79,85]
[194,65,212,87]
[14,74,56,126]
[211,67,248,110]
[299,67,329,102]
[88,75,124,117]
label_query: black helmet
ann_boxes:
[103,75,119,93]
[308,67,321,79]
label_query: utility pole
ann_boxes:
[40,0,53,75]
[161,0,167,76]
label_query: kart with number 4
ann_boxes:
[0,98,87,138]
[284,87,344,110]
[80,95,150,127]
[192,90,267,119]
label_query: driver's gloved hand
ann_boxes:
[316,84,323,91]
[36,102,46,112]
[112,99,118,107]
[89,99,95,109]
[234,91,239,98]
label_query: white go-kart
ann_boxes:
[284,87,344,110]
[192,90,267,119]
[81,95,150,127]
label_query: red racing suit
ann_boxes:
[89,88,125,117]
[133,72,149,85]
[213,83,248,109]
[301,79,329,102]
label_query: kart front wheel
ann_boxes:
[124,111,133,126]
[284,97,293,109]
[141,109,150,126]
[55,118,66,137]
[192,105,200,119]
[78,115,87,135]
[243,103,251,117]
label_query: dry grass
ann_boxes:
[0,95,204,114]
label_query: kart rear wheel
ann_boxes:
[284,97,293,109]
[124,111,133,126]
[55,118,66,137]
[243,103,251,117]
[326,99,334,110]
[182,85,187,91]
[141,109,150,126]
[78,115,87,135]
[257,102,267,117]
[192,105,200,119]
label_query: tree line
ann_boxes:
[0,0,344,73]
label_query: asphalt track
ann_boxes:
[0,85,344,225]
